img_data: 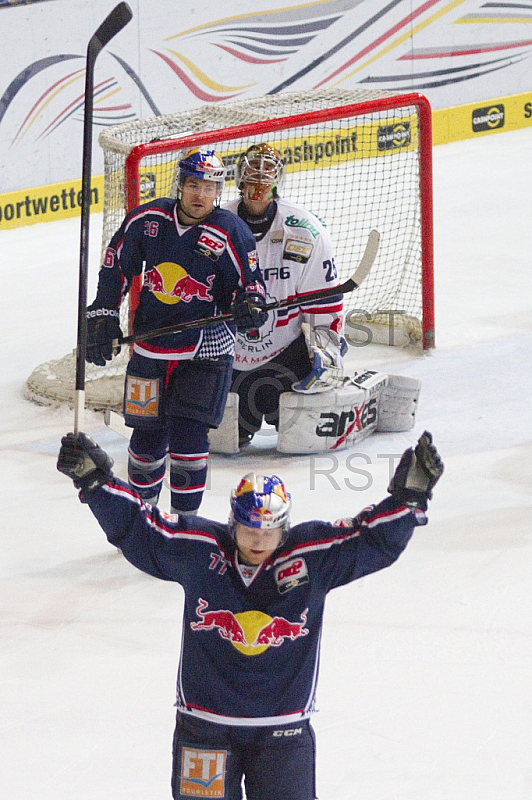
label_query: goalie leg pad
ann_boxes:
[377,374,421,432]
[207,393,240,454]
[277,373,387,453]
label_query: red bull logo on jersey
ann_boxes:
[143,262,214,305]
[248,249,258,271]
[190,598,308,656]
[253,611,308,647]
[190,598,247,645]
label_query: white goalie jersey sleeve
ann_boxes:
[223,197,344,371]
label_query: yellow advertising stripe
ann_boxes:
[0,176,104,230]
[432,89,532,144]
[165,0,341,40]
[166,49,255,91]
[216,121,417,174]
[331,0,468,87]
[455,17,532,23]
[94,87,122,106]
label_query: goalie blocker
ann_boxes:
[208,371,421,454]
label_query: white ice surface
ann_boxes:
[1,129,531,800]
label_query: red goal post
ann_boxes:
[26,89,434,411]
[121,90,434,352]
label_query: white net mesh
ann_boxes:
[26,89,432,410]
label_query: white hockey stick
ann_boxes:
[346,227,380,289]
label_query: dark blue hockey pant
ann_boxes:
[123,354,232,512]
[172,712,317,800]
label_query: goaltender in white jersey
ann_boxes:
[216,142,422,455]
[223,143,345,446]
[227,196,343,370]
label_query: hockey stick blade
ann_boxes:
[263,228,381,311]
[92,3,133,53]
[342,228,380,291]
[104,409,132,440]
[116,229,380,347]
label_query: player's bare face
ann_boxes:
[179,177,219,224]
[235,523,282,564]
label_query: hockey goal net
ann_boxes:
[26,88,433,411]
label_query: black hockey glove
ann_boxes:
[231,284,268,333]
[388,431,444,511]
[57,432,114,495]
[86,303,122,366]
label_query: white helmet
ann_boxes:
[229,472,291,543]
[235,143,284,201]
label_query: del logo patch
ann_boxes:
[180,747,227,797]
[197,232,226,261]
[124,376,160,417]
[274,558,309,594]
[283,239,313,263]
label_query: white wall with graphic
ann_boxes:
[1,0,531,194]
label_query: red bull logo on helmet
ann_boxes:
[143,262,214,305]
[250,507,274,523]
[190,598,308,656]
[235,475,288,502]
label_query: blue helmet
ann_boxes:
[229,472,291,542]
[176,147,226,200]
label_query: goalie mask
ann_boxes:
[176,147,226,203]
[235,143,284,203]
[229,472,291,543]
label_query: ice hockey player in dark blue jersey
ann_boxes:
[57,430,443,800]
[86,147,267,515]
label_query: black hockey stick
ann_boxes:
[74,2,133,435]
[116,229,381,347]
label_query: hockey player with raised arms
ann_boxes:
[222,143,346,445]
[84,147,267,514]
[57,429,444,800]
